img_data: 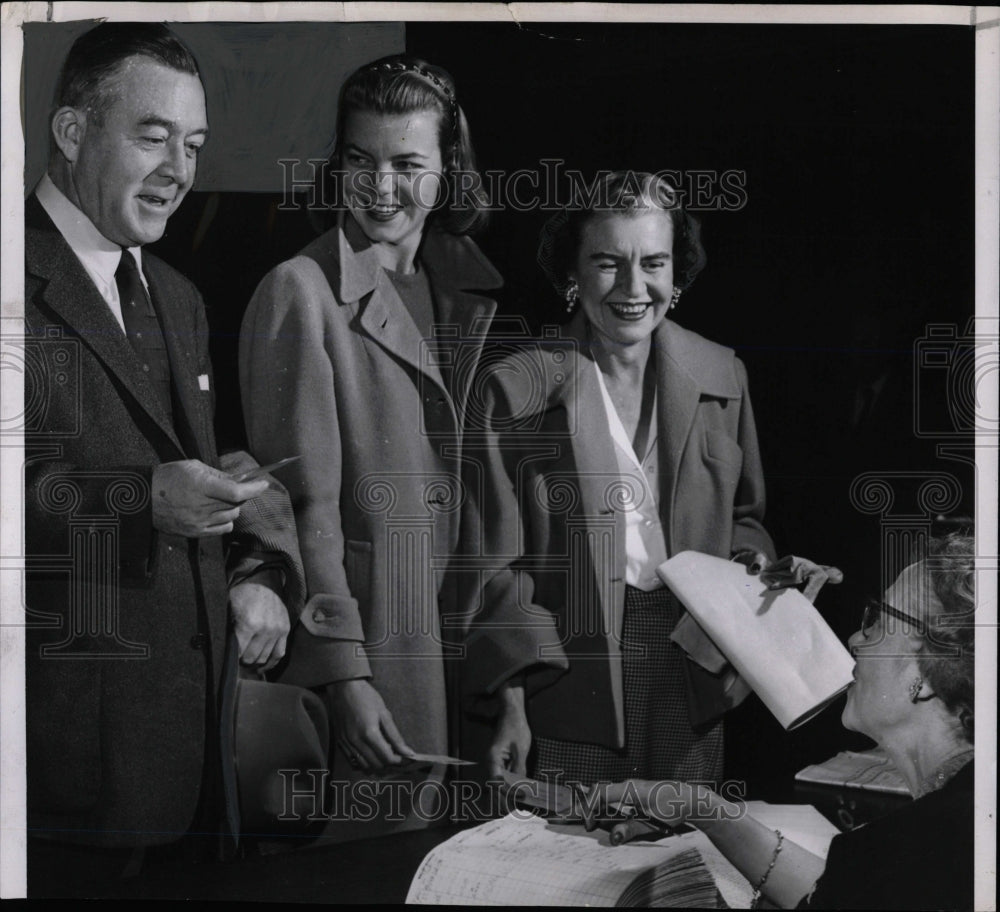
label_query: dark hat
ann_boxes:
[234,677,330,837]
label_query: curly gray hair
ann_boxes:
[917,532,976,743]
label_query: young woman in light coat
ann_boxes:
[240,56,500,837]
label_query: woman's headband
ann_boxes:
[365,59,460,147]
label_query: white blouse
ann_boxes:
[593,360,669,591]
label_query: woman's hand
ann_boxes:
[326,679,413,772]
[600,779,728,828]
[488,680,532,778]
[734,550,844,603]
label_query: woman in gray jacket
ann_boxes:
[462,170,840,787]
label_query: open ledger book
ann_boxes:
[657,551,856,729]
[406,803,839,907]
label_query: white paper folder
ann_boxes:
[657,551,855,730]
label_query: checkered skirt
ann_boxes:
[533,586,723,786]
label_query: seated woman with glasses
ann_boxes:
[604,532,976,911]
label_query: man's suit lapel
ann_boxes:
[25,195,186,457]
[144,257,213,463]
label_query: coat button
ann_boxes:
[312,609,325,623]
[190,634,207,650]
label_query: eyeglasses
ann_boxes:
[860,598,927,639]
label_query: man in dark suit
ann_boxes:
[23,23,301,892]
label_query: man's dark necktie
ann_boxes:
[115,249,173,419]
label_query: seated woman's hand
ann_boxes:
[734,550,844,602]
[600,780,725,828]
[326,678,413,772]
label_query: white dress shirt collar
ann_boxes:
[36,173,144,332]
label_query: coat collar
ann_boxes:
[655,317,742,400]
[25,193,190,458]
[35,173,129,308]
[328,213,501,414]
[335,212,503,305]
[558,311,741,401]
[555,311,742,557]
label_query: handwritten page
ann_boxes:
[405,812,716,906]
[657,551,856,729]
[406,804,840,906]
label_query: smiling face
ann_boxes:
[61,56,207,247]
[571,210,675,348]
[842,562,931,740]
[341,108,445,269]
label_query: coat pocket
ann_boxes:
[703,430,743,467]
[701,431,743,499]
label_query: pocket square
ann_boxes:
[198,374,210,391]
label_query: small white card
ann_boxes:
[198,373,210,391]
[400,751,474,768]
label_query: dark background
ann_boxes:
[142,22,976,789]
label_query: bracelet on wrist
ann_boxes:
[750,829,784,910]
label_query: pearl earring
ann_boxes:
[669,287,682,310]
